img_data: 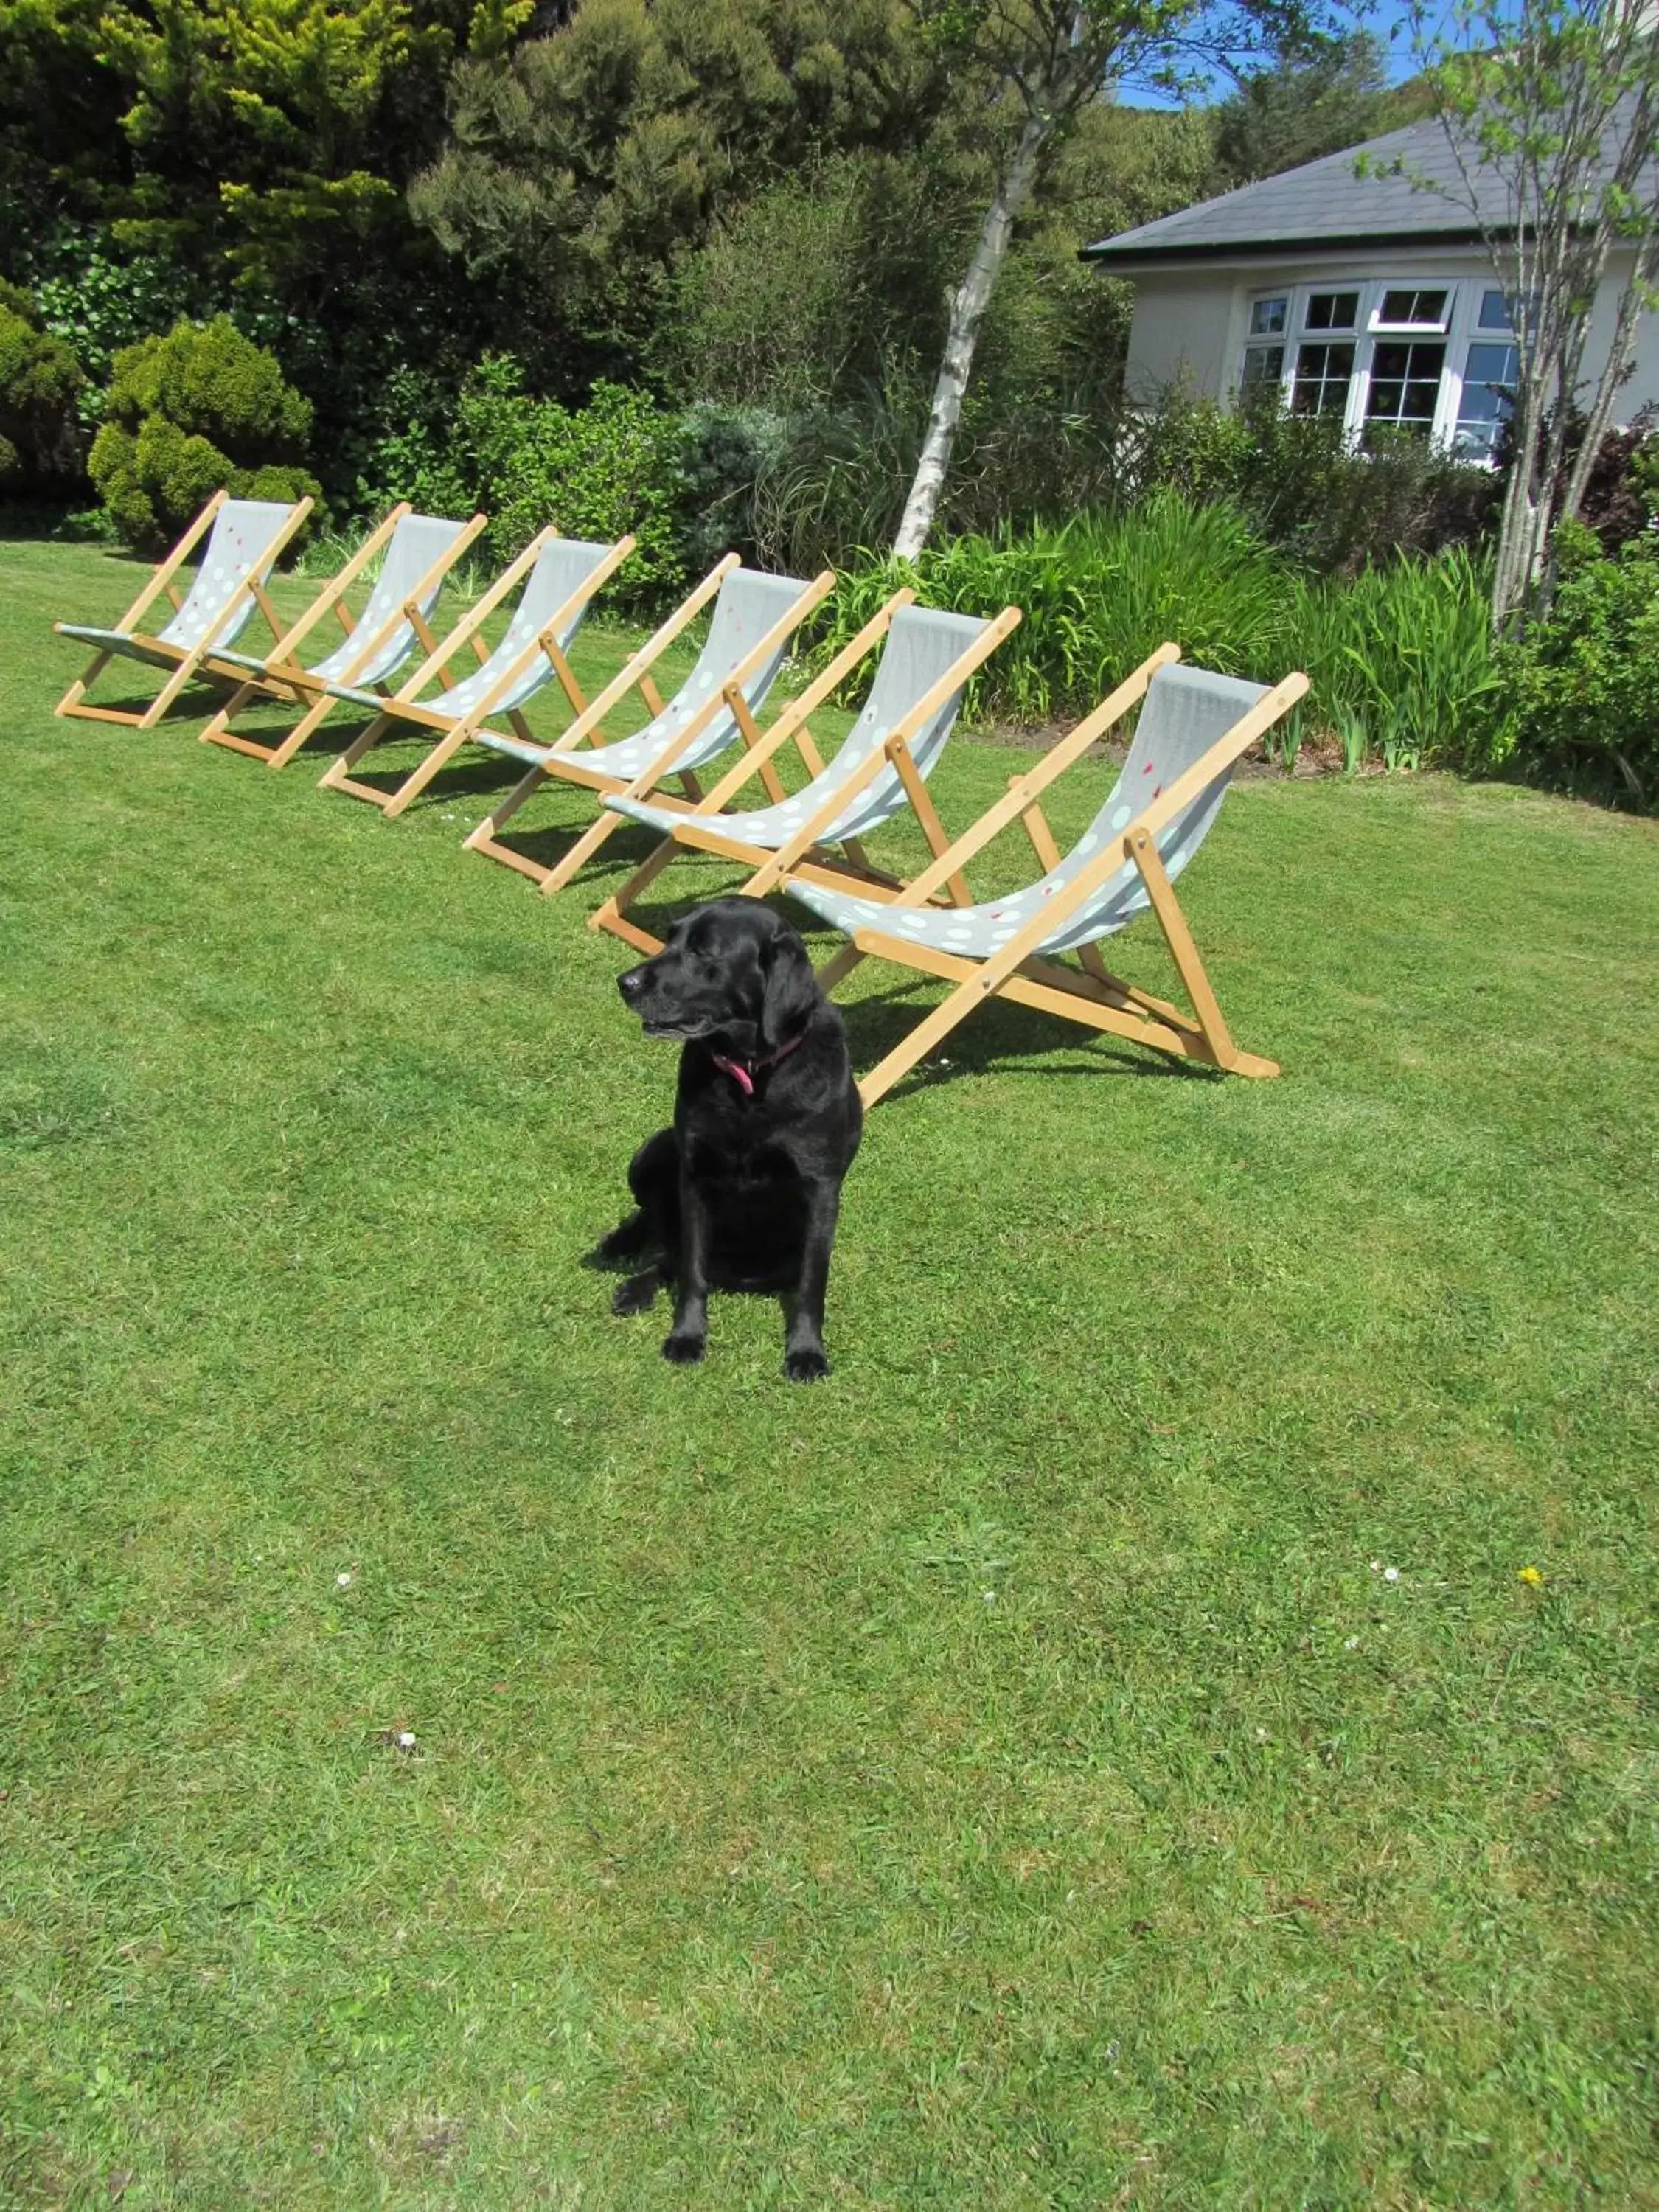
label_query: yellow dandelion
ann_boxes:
[1517,1565,1544,1587]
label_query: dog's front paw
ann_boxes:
[661,1329,706,1367]
[784,1345,831,1384]
[612,1272,659,1317]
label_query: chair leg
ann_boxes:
[317,713,397,800]
[265,690,338,770]
[139,653,201,730]
[1127,827,1241,1069]
[588,833,681,947]
[382,726,475,818]
[55,653,116,720]
[538,806,627,897]
[817,943,866,991]
[462,762,541,848]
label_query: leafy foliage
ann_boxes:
[824,494,1503,777]
[1552,403,1659,557]
[1486,526,1659,809]
[1295,545,1499,771]
[1132,389,1500,574]
[88,316,321,545]
[412,0,948,382]
[0,279,84,490]
[823,494,1290,721]
[353,354,684,596]
[1206,30,1418,192]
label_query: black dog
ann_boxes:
[588,899,863,1381]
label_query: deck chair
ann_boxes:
[459,560,837,894]
[777,653,1310,1105]
[55,489,314,729]
[198,504,487,768]
[588,597,1023,956]
[315,528,639,815]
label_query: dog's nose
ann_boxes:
[618,966,646,1005]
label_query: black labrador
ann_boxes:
[588,899,863,1381]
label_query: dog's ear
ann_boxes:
[760,922,817,1049]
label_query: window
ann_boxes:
[1454,338,1518,461]
[1305,291,1358,332]
[1365,339,1447,441]
[1292,341,1355,417]
[1241,296,1288,389]
[1375,288,1449,331]
[1236,279,1522,465]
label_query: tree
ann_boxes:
[1208,29,1402,193]
[891,0,1306,558]
[411,0,950,388]
[1401,0,1659,629]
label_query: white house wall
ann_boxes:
[1122,247,1658,423]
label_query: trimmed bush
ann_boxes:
[0,279,84,493]
[88,316,321,547]
[352,357,685,603]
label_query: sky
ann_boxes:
[1130,0,1443,111]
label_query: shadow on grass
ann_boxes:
[835,984,1214,1100]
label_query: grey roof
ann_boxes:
[1082,97,1651,265]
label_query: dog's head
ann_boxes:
[618,899,818,1057]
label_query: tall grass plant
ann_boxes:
[824,495,1500,772]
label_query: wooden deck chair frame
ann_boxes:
[461,560,837,895]
[587,598,1022,958]
[316,529,638,815]
[198,504,489,768]
[55,488,315,731]
[793,654,1310,1107]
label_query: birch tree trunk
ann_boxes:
[893,112,1048,560]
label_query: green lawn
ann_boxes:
[3,537,1657,2210]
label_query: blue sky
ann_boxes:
[1130,0,1438,110]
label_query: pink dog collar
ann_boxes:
[710,1027,807,1098]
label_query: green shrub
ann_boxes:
[352,356,685,603]
[1484,526,1659,811]
[1131,389,1499,577]
[88,316,321,546]
[0,279,85,493]
[824,493,1289,723]
[825,498,1503,773]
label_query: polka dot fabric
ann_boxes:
[605,604,990,848]
[156,502,299,655]
[787,664,1269,961]
[468,566,815,773]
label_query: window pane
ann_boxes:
[1241,344,1284,389]
[1291,340,1354,416]
[1363,338,1447,442]
[1306,291,1359,331]
[1454,338,1519,460]
[1478,289,1514,330]
[1377,288,1449,330]
[1249,296,1288,337]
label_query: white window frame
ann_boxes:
[1234,276,1515,463]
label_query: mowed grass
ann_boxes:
[2,537,1657,2211]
